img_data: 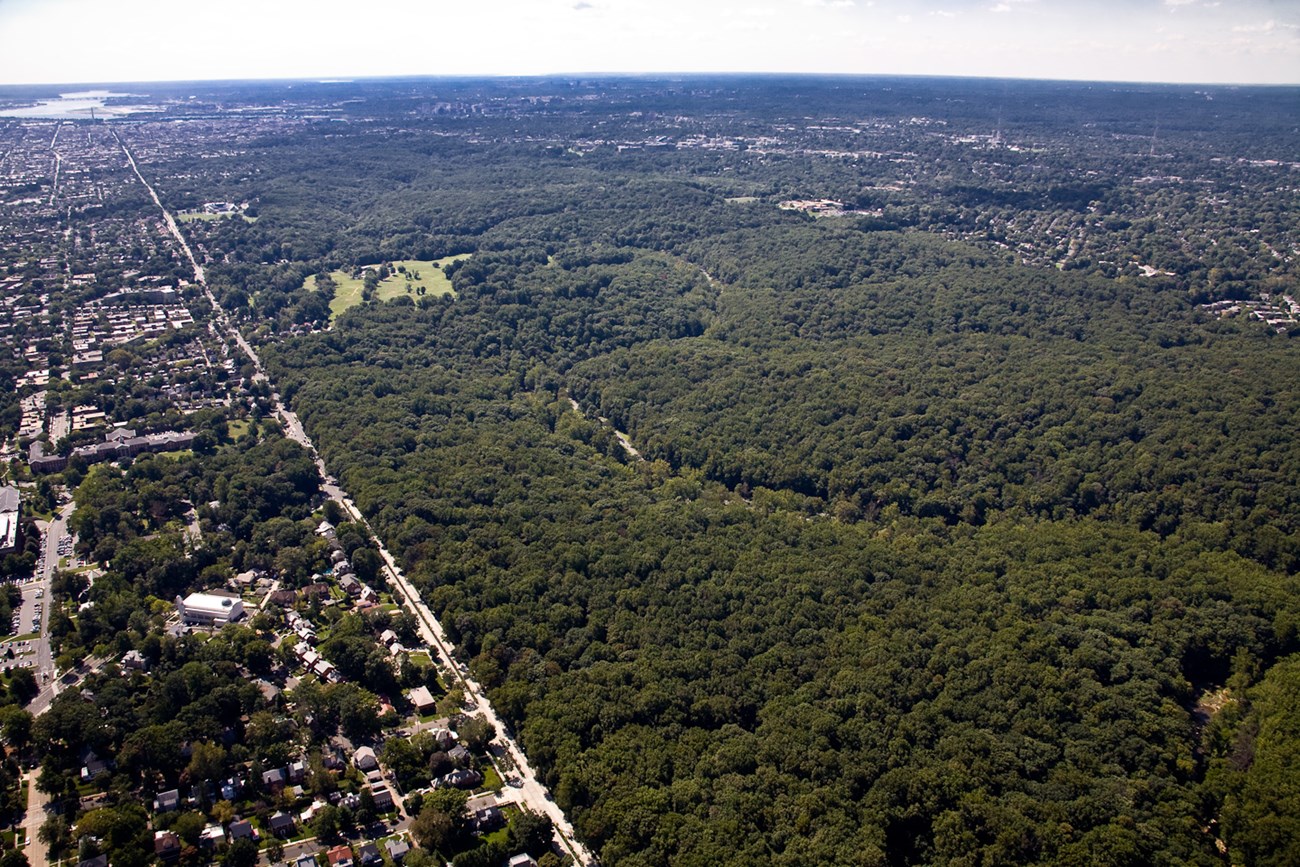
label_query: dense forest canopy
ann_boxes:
[82,75,1300,864]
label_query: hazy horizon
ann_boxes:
[0,0,1296,88]
[0,70,1298,93]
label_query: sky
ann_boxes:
[0,0,1296,86]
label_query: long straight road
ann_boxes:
[25,500,71,716]
[117,133,596,866]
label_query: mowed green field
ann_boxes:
[308,254,469,320]
[176,211,257,223]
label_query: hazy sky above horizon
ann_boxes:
[0,0,1296,86]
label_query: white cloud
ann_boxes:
[1231,20,1298,33]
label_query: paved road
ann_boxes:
[22,770,51,867]
[120,134,597,866]
[24,500,71,717]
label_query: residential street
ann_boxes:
[24,500,72,716]
[22,771,50,867]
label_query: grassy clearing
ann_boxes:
[725,196,759,204]
[480,764,503,792]
[177,211,257,223]
[308,254,469,320]
[227,418,252,440]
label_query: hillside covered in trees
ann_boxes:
[131,75,1300,865]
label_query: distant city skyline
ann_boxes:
[0,0,1296,86]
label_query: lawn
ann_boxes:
[308,254,469,321]
[227,418,252,440]
[480,765,503,793]
[176,211,257,223]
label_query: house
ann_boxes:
[409,685,437,714]
[122,649,148,671]
[296,856,318,867]
[356,843,382,865]
[473,805,504,834]
[231,570,258,590]
[80,757,110,782]
[507,856,539,867]
[339,575,362,596]
[200,823,226,846]
[176,591,244,626]
[370,785,396,812]
[300,799,328,824]
[437,768,483,790]
[353,746,379,771]
[268,810,296,838]
[154,829,182,861]
[385,838,411,862]
[154,788,181,813]
[447,745,472,767]
[229,819,255,840]
[288,758,307,784]
[262,767,287,793]
[269,589,298,607]
[326,844,355,867]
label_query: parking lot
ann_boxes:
[0,639,37,673]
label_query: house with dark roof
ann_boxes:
[155,830,182,861]
[437,768,483,790]
[370,785,396,812]
[262,767,287,793]
[473,805,504,834]
[268,811,296,838]
[269,589,298,607]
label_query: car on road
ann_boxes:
[507,777,523,788]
